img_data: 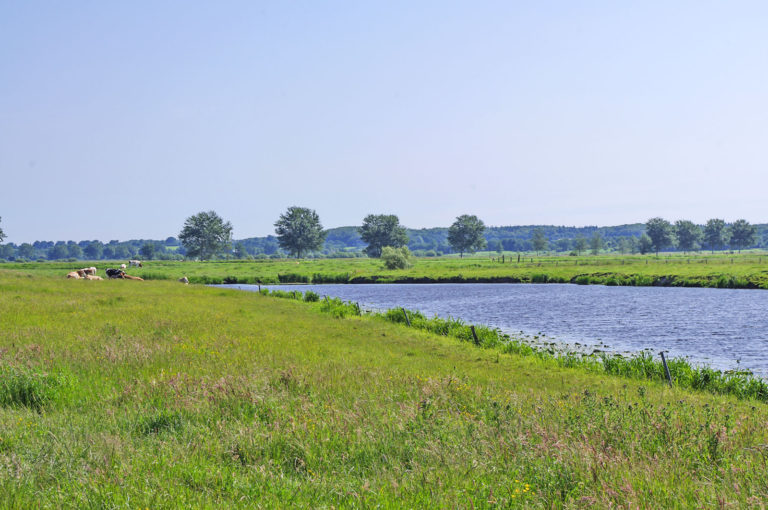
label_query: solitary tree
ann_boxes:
[703,218,728,253]
[645,217,674,256]
[447,214,486,258]
[674,220,702,254]
[573,237,588,256]
[531,228,548,255]
[179,210,233,261]
[274,206,326,258]
[359,214,408,258]
[589,232,603,255]
[0,217,5,243]
[729,219,756,253]
[637,233,653,255]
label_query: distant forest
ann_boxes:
[2,222,768,262]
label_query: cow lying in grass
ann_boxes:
[66,271,103,280]
[106,268,143,281]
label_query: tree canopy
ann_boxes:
[359,214,408,258]
[179,210,233,261]
[531,228,548,255]
[645,217,674,255]
[674,220,702,253]
[589,232,603,255]
[703,219,728,252]
[0,217,5,244]
[274,206,326,258]
[729,219,756,253]
[447,214,486,258]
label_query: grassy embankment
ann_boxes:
[1,269,767,507]
[7,251,768,288]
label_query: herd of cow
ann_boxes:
[65,261,190,284]
[66,265,143,281]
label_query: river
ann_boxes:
[219,283,768,377]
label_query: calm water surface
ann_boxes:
[222,283,768,377]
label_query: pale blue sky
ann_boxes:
[2,1,767,243]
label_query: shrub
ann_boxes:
[381,246,412,270]
[303,291,320,302]
[278,273,310,284]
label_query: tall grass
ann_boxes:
[262,288,768,403]
[1,271,767,507]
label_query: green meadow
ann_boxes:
[6,250,768,288]
[1,269,767,507]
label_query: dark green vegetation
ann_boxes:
[447,214,487,258]
[274,206,326,258]
[5,219,768,262]
[178,210,233,261]
[1,270,767,507]
[359,214,409,258]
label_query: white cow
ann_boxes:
[128,260,142,268]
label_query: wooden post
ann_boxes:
[660,351,672,387]
[401,307,411,327]
[470,325,480,346]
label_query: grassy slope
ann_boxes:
[0,270,767,508]
[7,251,768,288]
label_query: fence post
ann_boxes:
[660,351,673,387]
[470,325,480,346]
[401,307,411,327]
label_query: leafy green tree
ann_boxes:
[729,219,756,253]
[179,210,233,261]
[0,244,15,259]
[703,218,728,253]
[84,241,103,260]
[674,220,702,253]
[617,237,633,254]
[48,244,68,260]
[113,244,133,260]
[139,243,156,260]
[67,244,83,259]
[274,206,326,258]
[589,232,603,255]
[0,217,5,243]
[531,228,547,255]
[17,243,34,259]
[638,234,653,255]
[645,217,674,256]
[447,214,486,258]
[233,242,248,259]
[359,214,408,258]
[573,237,588,256]
[381,246,412,269]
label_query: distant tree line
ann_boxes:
[0,213,766,262]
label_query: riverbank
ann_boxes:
[1,270,767,507]
[6,251,768,289]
